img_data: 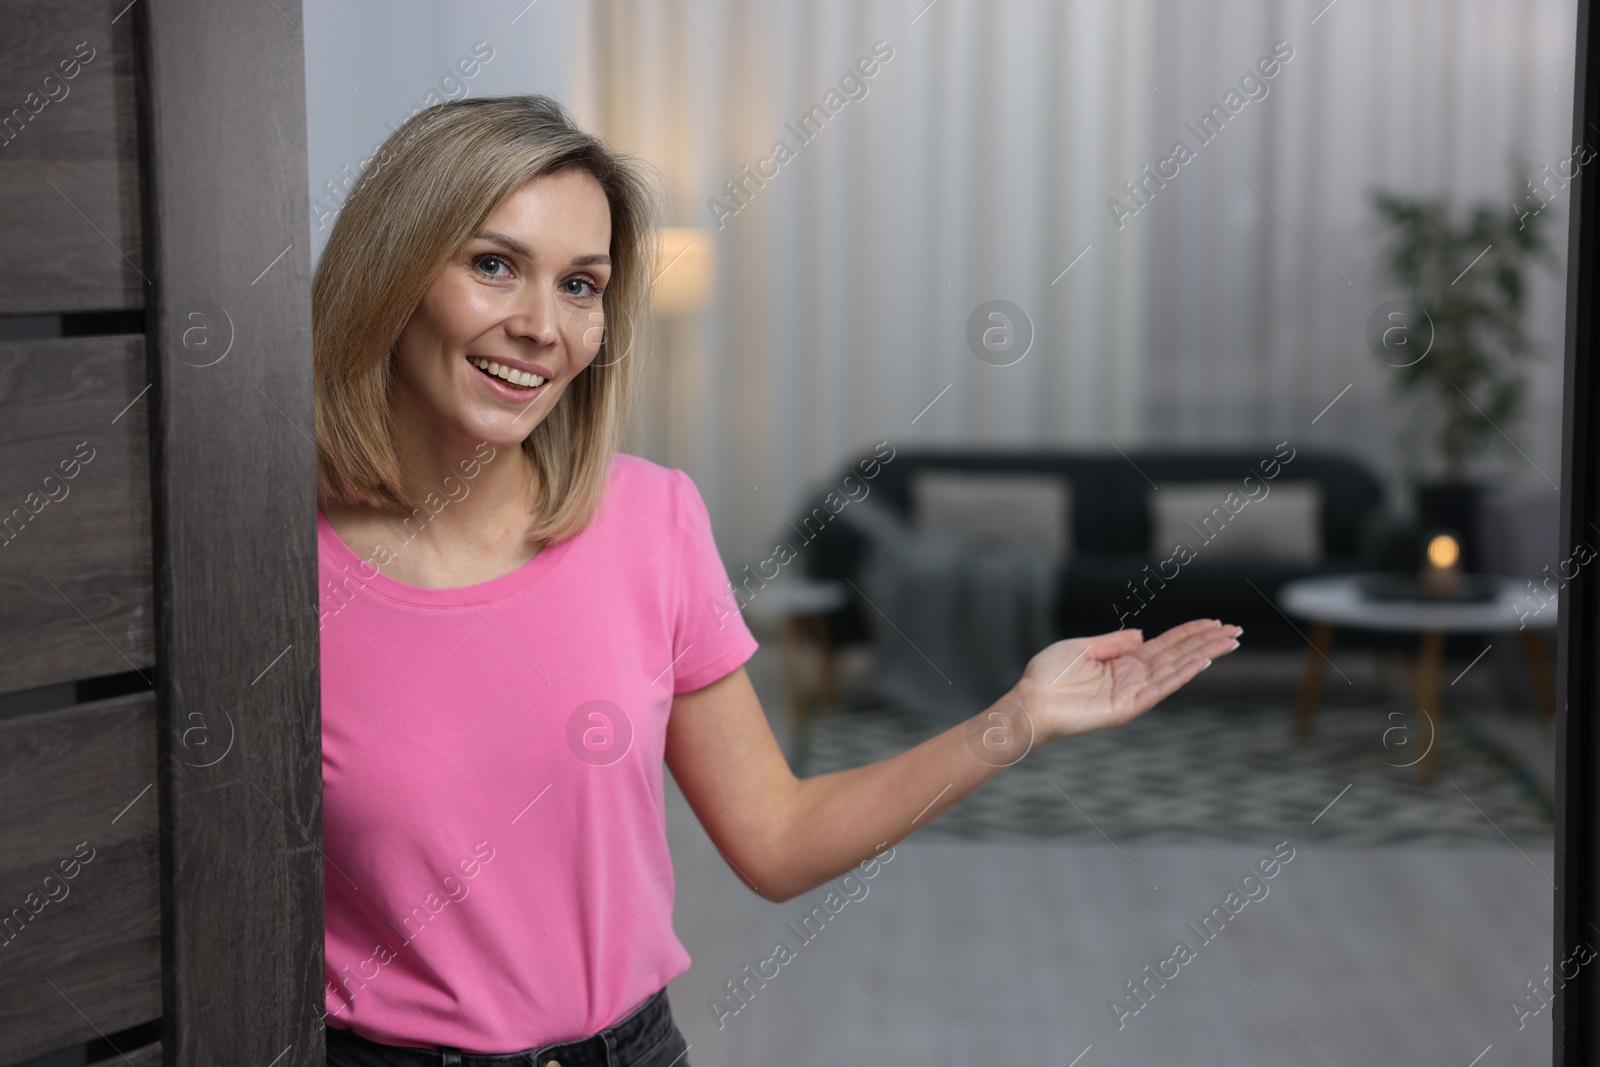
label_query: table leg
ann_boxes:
[1377,649,1409,696]
[781,615,814,745]
[1521,629,1557,727]
[799,613,839,716]
[1293,621,1337,738]
[1415,630,1445,784]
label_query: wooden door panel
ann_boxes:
[0,336,153,695]
[0,0,143,314]
[0,693,160,1060]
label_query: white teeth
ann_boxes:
[470,357,545,389]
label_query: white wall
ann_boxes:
[303,0,591,266]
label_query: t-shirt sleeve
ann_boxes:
[668,468,760,694]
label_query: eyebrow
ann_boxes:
[472,230,611,268]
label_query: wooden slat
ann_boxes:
[0,336,154,695]
[138,0,323,1061]
[0,693,160,1062]
[0,0,144,313]
[95,1042,162,1067]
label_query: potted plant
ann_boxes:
[1369,178,1555,571]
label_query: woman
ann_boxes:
[314,94,1242,1066]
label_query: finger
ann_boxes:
[1153,618,1243,651]
[1045,630,1144,687]
[1201,632,1244,658]
[1141,627,1234,670]
[1179,629,1242,664]
[1043,630,1145,687]
[1080,627,1145,660]
[1139,618,1227,658]
[1138,626,1243,697]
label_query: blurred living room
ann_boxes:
[302,1,1575,1063]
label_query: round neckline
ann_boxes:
[316,505,573,608]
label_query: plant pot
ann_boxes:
[1414,480,1485,572]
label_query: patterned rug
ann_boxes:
[793,697,1555,846]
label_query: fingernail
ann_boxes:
[1203,658,1213,669]
[1229,639,1240,650]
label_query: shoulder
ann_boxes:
[609,450,677,484]
[599,452,698,526]
[607,451,687,499]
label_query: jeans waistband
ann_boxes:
[325,987,676,1066]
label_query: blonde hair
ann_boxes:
[313,94,663,544]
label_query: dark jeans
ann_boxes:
[325,987,691,1067]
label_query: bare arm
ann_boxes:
[664,618,1242,903]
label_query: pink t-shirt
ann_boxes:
[316,451,758,1050]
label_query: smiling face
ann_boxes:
[390,167,614,453]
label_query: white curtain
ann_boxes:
[590,0,1575,568]
[1139,0,1574,494]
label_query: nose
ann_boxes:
[504,284,559,347]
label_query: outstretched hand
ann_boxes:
[1009,619,1243,746]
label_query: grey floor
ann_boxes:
[663,631,1557,1067]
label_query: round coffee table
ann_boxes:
[1277,573,1556,783]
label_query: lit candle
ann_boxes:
[1421,532,1462,597]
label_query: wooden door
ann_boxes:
[0,0,322,1063]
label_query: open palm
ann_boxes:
[1012,619,1243,746]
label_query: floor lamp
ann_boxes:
[645,227,716,464]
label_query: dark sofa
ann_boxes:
[791,446,1407,650]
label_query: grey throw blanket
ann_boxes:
[833,496,1063,723]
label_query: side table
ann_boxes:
[740,579,849,747]
[1278,573,1556,784]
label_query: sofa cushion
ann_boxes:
[860,449,1382,556]
[910,469,1072,558]
[797,447,1390,649]
[1147,481,1322,562]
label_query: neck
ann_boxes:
[387,429,541,556]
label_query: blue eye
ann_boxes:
[472,253,512,278]
[563,276,604,298]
